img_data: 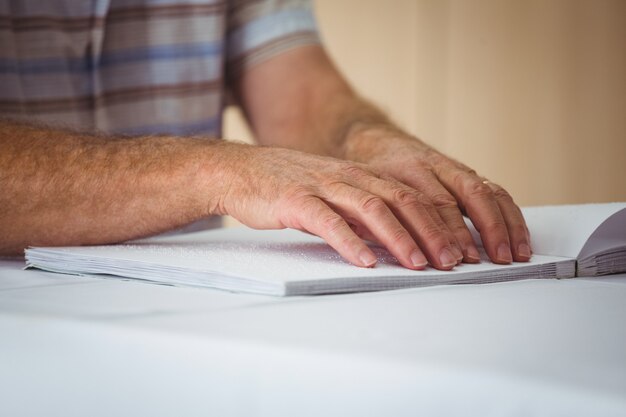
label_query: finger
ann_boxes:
[437,170,513,264]
[404,170,481,263]
[345,209,459,265]
[344,221,382,245]
[360,179,463,263]
[353,178,458,270]
[485,182,532,262]
[418,195,464,264]
[324,186,429,270]
[286,196,378,268]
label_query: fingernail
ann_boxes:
[517,243,531,259]
[410,250,428,269]
[359,250,377,267]
[466,245,481,262]
[497,243,513,263]
[452,245,463,262]
[439,248,457,268]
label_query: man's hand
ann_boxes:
[218,145,462,270]
[234,44,531,266]
[0,121,456,270]
[342,126,532,264]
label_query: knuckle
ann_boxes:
[416,192,435,207]
[379,173,398,182]
[392,189,434,211]
[484,220,508,236]
[418,223,444,242]
[392,188,418,206]
[282,185,314,204]
[450,170,466,189]
[430,192,458,209]
[358,195,387,214]
[340,164,367,179]
[284,196,321,226]
[492,187,512,201]
[467,181,493,199]
[510,224,528,239]
[417,195,436,213]
[424,148,444,164]
[449,222,470,236]
[320,214,345,234]
[389,227,411,246]
[293,193,317,205]
[450,170,479,195]
[279,190,315,221]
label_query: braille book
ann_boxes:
[25,203,626,296]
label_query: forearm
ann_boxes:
[236,45,426,161]
[0,120,240,255]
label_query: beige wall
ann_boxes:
[225,0,626,206]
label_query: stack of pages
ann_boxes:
[25,203,626,296]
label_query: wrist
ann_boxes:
[196,139,255,217]
[342,122,428,164]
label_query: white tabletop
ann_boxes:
[1,258,625,416]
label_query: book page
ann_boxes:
[27,228,572,286]
[578,207,626,259]
[466,203,626,259]
[522,203,626,258]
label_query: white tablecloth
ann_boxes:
[1,259,625,416]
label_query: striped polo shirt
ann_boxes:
[0,0,320,136]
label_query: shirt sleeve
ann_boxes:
[225,0,321,76]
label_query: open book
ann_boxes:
[25,203,626,296]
